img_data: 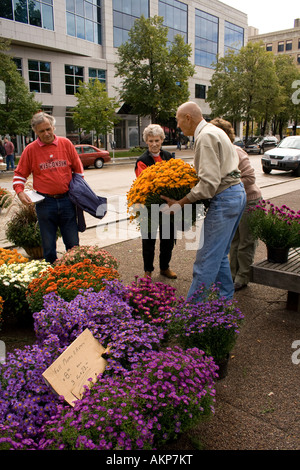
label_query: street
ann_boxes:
[78,150,300,202]
[0,149,299,251]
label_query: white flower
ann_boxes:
[0,260,50,289]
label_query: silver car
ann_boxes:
[261,136,300,176]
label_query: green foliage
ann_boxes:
[248,200,300,249]
[207,41,288,140]
[5,204,42,248]
[73,80,120,142]
[0,42,40,135]
[115,15,195,123]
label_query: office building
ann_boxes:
[0,0,247,149]
[249,19,300,67]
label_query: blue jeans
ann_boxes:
[187,183,246,301]
[6,154,14,170]
[35,195,79,264]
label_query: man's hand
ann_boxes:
[17,191,33,205]
[160,195,191,214]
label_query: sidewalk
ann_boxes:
[105,189,300,451]
[1,158,300,450]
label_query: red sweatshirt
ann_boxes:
[13,136,84,195]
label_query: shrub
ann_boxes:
[5,204,42,248]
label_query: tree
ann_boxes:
[207,50,243,131]
[0,40,40,136]
[72,79,120,148]
[207,42,280,141]
[272,55,300,138]
[115,15,195,123]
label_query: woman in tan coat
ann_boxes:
[211,118,262,291]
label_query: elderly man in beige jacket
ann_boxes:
[161,102,246,300]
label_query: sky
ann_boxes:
[221,0,300,34]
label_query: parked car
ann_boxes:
[261,136,300,176]
[74,144,111,169]
[233,137,245,149]
[245,136,278,155]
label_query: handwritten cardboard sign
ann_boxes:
[42,328,108,406]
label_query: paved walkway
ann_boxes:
[1,154,300,450]
[108,189,300,451]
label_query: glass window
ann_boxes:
[113,0,149,47]
[195,9,218,69]
[88,68,106,83]
[159,0,188,44]
[286,40,292,51]
[195,84,206,99]
[278,42,284,52]
[65,64,84,95]
[29,0,42,27]
[266,43,272,51]
[28,60,51,93]
[298,54,300,65]
[1,0,54,29]
[224,21,244,54]
[0,0,13,19]
[66,0,102,44]
[13,58,23,75]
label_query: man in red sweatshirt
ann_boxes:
[13,112,84,263]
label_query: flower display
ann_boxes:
[248,200,300,249]
[54,245,119,271]
[42,374,156,450]
[127,159,199,207]
[127,159,205,229]
[0,259,50,323]
[26,259,119,314]
[33,284,165,372]
[41,347,217,450]
[124,276,180,324]
[166,284,244,364]
[0,248,242,450]
[0,248,28,266]
[0,342,64,449]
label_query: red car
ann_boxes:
[74,144,111,169]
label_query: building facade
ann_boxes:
[0,0,247,150]
[249,19,300,67]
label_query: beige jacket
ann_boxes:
[187,122,241,202]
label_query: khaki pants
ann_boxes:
[230,199,260,286]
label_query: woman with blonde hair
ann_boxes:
[134,124,177,279]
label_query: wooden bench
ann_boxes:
[250,248,300,312]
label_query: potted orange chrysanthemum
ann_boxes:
[127,159,207,231]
